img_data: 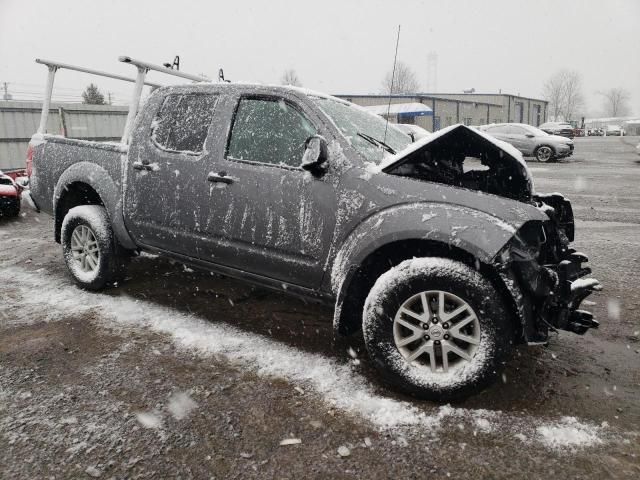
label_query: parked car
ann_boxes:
[636,142,640,156]
[0,170,21,218]
[394,123,431,142]
[605,125,623,136]
[28,82,601,400]
[539,122,575,138]
[587,128,604,136]
[479,123,574,162]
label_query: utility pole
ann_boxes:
[107,92,113,105]
[2,82,12,100]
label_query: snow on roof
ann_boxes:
[364,103,433,117]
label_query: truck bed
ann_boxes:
[30,135,127,215]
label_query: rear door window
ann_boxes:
[226,97,316,167]
[152,93,218,154]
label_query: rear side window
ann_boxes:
[226,97,316,167]
[152,93,217,153]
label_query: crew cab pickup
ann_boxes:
[27,57,602,400]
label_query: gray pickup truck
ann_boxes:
[27,81,602,400]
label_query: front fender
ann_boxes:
[53,162,136,249]
[328,202,528,295]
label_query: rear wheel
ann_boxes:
[362,257,514,401]
[61,205,130,290]
[534,145,554,162]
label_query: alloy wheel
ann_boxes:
[393,290,481,373]
[70,225,101,273]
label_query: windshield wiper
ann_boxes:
[357,132,396,155]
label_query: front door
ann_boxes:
[200,95,337,289]
[506,125,533,154]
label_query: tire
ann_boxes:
[61,205,130,290]
[362,257,514,401]
[534,145,554,163]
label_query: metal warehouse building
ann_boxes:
[0,100,127,171]
[335,93,548,132]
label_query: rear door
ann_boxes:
[124,91,220,257]
[199,93,337,288]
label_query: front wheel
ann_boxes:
[362,257,514,401]
[61,205,130,290]
[534,145,554,162]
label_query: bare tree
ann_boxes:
[542,70,584,121]
[381,61,420,95]
[599,87,630,117]
[280,69,302,87]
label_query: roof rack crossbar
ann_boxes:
[118,56,210,83]
[35,59,162,87]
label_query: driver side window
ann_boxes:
[226,97,316,168]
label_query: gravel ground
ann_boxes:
[1,136,639,479]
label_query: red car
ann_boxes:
[0,170,22,218]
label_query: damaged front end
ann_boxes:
[380,124,602,343]
[496,193,602,343]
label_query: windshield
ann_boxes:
[312,97,412,163]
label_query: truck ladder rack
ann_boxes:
[35,56,212,144]
[34,58,163,136]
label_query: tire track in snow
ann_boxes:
[2,267,623,450]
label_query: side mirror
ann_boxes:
[301,135,329,175]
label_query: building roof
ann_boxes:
[335,92,547,105]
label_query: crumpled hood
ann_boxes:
[376,124,535,202]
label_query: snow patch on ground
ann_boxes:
[2,267,618,450]
[536,417,605,450]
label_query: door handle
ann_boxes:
[133,161,153,171]
[207,171,234,184]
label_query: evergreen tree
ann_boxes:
[82,83,106,105]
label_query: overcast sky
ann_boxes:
[1,0,638,117]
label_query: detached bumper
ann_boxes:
[498,248,602,344]
[556,255,602,334]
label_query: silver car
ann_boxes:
[480,123,574,162]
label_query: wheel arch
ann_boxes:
[332,237,523,341]
[53,163,136,249]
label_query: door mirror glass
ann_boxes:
[300,135,329,174]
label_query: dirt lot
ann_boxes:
[1,136,639,479]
